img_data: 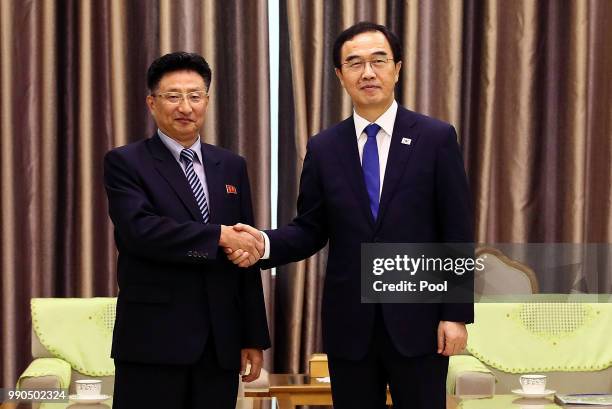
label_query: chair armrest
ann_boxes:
[17,358,72,389]
[447,355,495,396]
[18,375,62,391]
[455,371,495,396]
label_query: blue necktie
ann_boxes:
[180,149,210,223]
[362,123,381,219]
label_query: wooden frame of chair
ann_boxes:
[475,247,540,294]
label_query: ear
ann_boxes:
[335,67,346,89]
[146,94,156,115]
[394,61,402,83]
[201,94,210,115]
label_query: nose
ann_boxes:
[361,62,376,79]
[177,96,193,113]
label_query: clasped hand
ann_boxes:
[220,223,264,267]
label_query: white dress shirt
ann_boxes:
[352,100,398,198]
[157,129,211,209]
[261,100,399,259]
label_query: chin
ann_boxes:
[362,97,384,106]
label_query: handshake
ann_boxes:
[219,223,265,268]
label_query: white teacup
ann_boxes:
[519,374,547,393]
[75,379,102,397]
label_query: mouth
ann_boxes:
[175,118,194,124]
[360,84,381,91]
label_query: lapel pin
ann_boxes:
[401,137,412,145]
[226,185,237,194]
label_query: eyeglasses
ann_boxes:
[341,57,394,72]
[153,91,208,105]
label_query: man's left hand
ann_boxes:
[240,348,263,382]
[437,321,467,356]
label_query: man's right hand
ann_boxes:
[223,223,265,267]
[219,225,264,267]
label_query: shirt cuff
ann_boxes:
[261,231,270,259]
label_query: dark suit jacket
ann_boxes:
[264,106,474,360]
[104,134,270,370]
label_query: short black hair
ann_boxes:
[146,52,212,92]
[333,22,403,69]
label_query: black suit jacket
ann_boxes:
[104,134,270,370]
[264,106,474,360]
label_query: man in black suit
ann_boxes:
[228,23,473,409]
[104,52,270,409]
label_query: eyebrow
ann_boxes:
[163,87,206,92]
[344,50,389,61]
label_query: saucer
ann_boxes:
[69,394,111,404]
[511,389,556,398]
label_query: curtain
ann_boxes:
[0,0,270,388]
[278,0,612,373]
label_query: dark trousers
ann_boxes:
[328,307,448,409]
[113,336,238,409]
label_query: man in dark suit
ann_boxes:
[228,23,473,409]
[104,52,270,409]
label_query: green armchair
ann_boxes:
[17,298,269,403]
[450,297,612,395]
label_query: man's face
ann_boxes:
[146,70,209,144]
[335,31,401,112]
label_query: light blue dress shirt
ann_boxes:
[157,129,211,209]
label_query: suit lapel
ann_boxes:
[200,144,223,224]
[376,107,419,229]
[332,117,376,227]
[148,134,204,222]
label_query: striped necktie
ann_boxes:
[180,148,210,223]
